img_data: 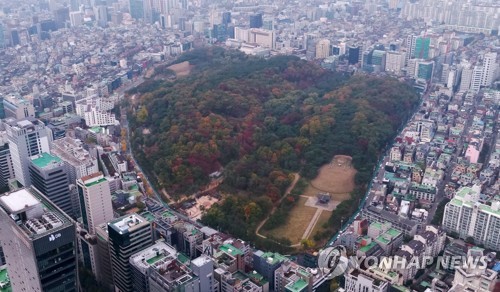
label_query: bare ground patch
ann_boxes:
[167,61,193,77]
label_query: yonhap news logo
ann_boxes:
[317,245,350,280]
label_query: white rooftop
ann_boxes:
[191,255,212,267]
[16,120,33,128]
[0,189,40,213]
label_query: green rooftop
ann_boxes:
[376,235,390,245]
[162,210,176,218]
[370,222,382,230]
[386,228,402,237]
[220,244,244,256]
[0,266,11,292]
[146,253,166,265]
[85,177,107,187]
[260,252,287,265]
[141,211,155,222]
[177,253,189,264]
[359,242,378,253]
[31,152,62,168]
[285,278,308,292]
[90,126,102,133]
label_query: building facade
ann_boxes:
[6,119,50,187]
[0,188,77,291]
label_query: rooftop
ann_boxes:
[130,241,177,271]
[109,214,147,234]
[51,137,95,166]
[80,172,106,187]
[0,189,39,213]
[260,252,287,265]
[285,278,308,292]
[31,152,62,169]
[220,244,244,257]
[0,265,11,292]
[0,188,70,239]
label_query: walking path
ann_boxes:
[255,173,300,239]
[302,209,323,240]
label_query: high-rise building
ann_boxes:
[413,37,430,59]
[77,172,113,233]
[95,5,108,28]
[0,188,78,291]
[29,152,74,217]
[69,11,83,27]
[315,39,331,59]
[2,95,35,120]
[348,46,361,65]
[481,52,498,87]
[109,214,153,292]
[385,51,405,75]
[442,186,500,250]
[405,35,417,64]
[459,64,473,92]
[76,97,118,127]
[129,0,145,20]
[222,11,231,25]
[249,13,263,28]
[371,50,386,71]
[0,22,5,48]
[470,65,484,92]
[77,172,113,276]
[6,119,50,187]
[0,137,14,191]
[416,60,434,81]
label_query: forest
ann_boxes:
[127,47,420,244]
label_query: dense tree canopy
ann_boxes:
[128,47,419,241]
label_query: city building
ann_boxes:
[109,214,153,292]
[344,268,390,292]
[29,152,74,217]
[129,0,145,20]
[442,186,500,250]
[75,97,119,127]
[249,13,263,28]
[481,52,498,87]
[247,28,275,50]
[413,37,430,59]
[416,60,434,81]
[191,255,215,292]
[51,136,99,185]
[274,260,314,292]
[129,240,193,291]
[6,119,50,187]
[2,95,35,120]
[0,188,77,291]
[69,11,83,27]
[450,247,497,292]
[253,251,287,289]
[95,223,114,290]
[77,172,113,233]
[0,138,14,191]
[315,39,331,59]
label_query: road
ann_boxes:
[255,173,301,239]
[118,77,204,228]
[426,93,477,223]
